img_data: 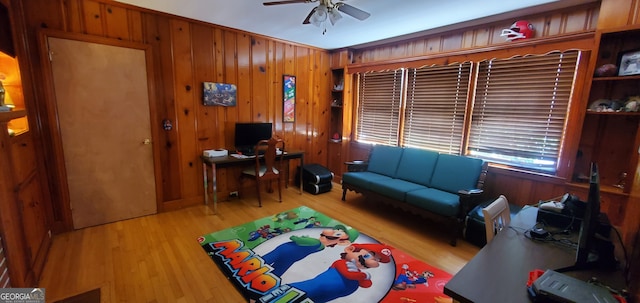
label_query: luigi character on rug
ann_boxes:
[288,243,393,303]
[261,224,360,277]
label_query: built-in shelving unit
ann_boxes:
[327,50,353,181]
[329,68,344,143]
[327,68,345,176]
[572,27,640,194]
[566,26,640,227]
[0,2,51,287]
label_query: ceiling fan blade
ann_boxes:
[263,0,314,6]
[302,7,317,24]
[336,3,370,21]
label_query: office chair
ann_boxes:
[482,195,511,243]
[239,137,285,207]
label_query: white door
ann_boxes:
[47,37,157,229]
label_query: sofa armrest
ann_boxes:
[458,189,483,195]
[457,189,484,219]
[345,161,368,172]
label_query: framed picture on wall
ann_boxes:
[203,82,237,106]
[283,75,296,122]
[618,50,640,76]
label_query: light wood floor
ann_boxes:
[38,184,480,302]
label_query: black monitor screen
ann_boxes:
[557,162,602,273]
[234,122,272,151]
[575,162,601,266]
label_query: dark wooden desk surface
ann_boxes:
[200,151,305,214]
[201,150,304,166]
[444,206,626,303]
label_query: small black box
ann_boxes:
[536,208,582,231]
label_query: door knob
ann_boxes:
[142,139,152,145]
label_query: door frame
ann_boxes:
[37,29,162,231]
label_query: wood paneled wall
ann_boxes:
[12,0,640,236]
[597,0,640,29]
[12,0,332,230]
[351,3,600,64]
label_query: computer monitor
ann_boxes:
[234,122,273,153]
[557,162,601,272]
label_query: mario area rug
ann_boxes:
[198,206,452,303]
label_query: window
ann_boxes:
[404,63,472,154]
[355,69,404,146]
[353,50,581,175]
[468,51,579,173]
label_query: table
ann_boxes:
[444,206,626,303]
[201,151,304,214]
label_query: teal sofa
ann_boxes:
[341,145,488,246]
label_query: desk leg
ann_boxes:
[284,160,289,189]
[212,163,218,214]
[299,154,303,195]
[203,162,209,205]
[202,161,218,214]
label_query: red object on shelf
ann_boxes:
[527,269,545,287]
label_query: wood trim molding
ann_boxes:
[347,31,596,73]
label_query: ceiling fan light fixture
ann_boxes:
[328,8,342,25]
[309,4,328,27]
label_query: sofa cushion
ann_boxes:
[395,148,439,186]
[342,171,392,189]
[405,188,461,217]
[367,145,403,178]
[368,178,426,201]
[429,154,484,194]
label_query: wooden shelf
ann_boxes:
[0,109,26,122]
[592,75,640,81]
[586,111,640,116]
[566,182,629,197]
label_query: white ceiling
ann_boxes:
[114,0,597,50]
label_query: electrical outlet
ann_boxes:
[229,191,239,197]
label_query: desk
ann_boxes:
[444,206,625,303]
[201,151,304,214]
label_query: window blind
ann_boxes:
[468,51,580,173]
[403,62,472,154]
[355,69,404,146]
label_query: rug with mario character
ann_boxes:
[198,206,453,303]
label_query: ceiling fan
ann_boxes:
[263,0,370,26]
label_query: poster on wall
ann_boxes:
[283,75,295,122]
[203,82,237,106]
